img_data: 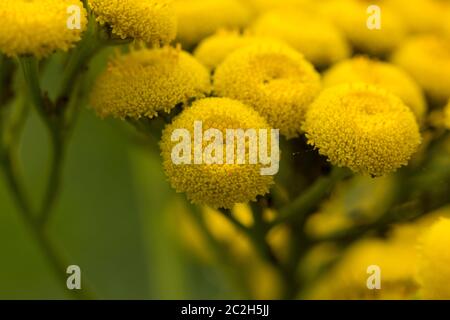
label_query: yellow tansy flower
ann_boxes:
[392,35,450,104]
[417,218,450,299]
[160,97,274,209]
[193,30,285,71]
[88,0,177,45]
[214,43,321,138]
[317,0,406,56]
[323,57,427,121]
[0,0,87,58]
[303,83,421,177]
[249,9,351,67]
[90,47,211,119]
[173,0,251,49]
[308,238,419,300]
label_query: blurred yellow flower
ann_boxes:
[385,0,450,33]
[0,0,87,58]
[249,9,351,67]
[89,0,177,44]
[243,0,314,15]
[445,100,450,129]
[303,83,421,177]
[323,56,427,121]
[193,30,285,71]
[160,97,274,209]
[308,238,418,299]
[392,35,450,104]
[214,43,321,138]
[417,218,450,299]
[306,175,396,238]
[317,0,407,56]
[90,47,211,119]
[174,0,251,49]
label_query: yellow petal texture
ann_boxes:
[174,0,251,49]
[417,218,450,299]
[317,0,406,56]
[90,47,211,119]
[392,35,450,104]
[249,9,351,67]
[214,43,321,138]
[323,56,427,121]
[88,0,177,44]
[303,83,421,177]
[160,97,274,209]
[0,0,87,58]
[193,30,285,71]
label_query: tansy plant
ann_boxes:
[0,0,449,300]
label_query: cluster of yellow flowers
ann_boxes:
[307,207,450,300]
[2,0,450,300]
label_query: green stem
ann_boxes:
[38,132,65,226]
[17,56,50,125]
[270,167,351,227]
[57,15,101,103]
[0,146,94,299]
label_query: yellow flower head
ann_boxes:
[309,238,418,299]
[193,30,285,71]
[160,97,275,209]
[392,35,450,104]
[88,0,177,45]
[90,47,211,119]
[214,43,321,138]
[417,218,450,299]
[386,0,450,34]
[0,0,87,58]
[303,83,421,177]
[323,56,427,121]
[249,9,351,67]
[317,0,406,56]
[174,0,251,49]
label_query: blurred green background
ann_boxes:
[0,49,239,299]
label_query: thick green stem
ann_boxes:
[270,167,351,227]
[18,56,50,125]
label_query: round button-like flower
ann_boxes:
[173,0,251,49]
[303,83,421,177]
[160,97,275,209]
[193,30,285,71]
[317,0,406,56]
[417,218,450,299]
[0,0,87,58]
[214,43,321,138]
[88,0,177,45]
[249,9,351,67]
[323,57,427,121]
[392,35,450,104]
[90,47,211,119]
